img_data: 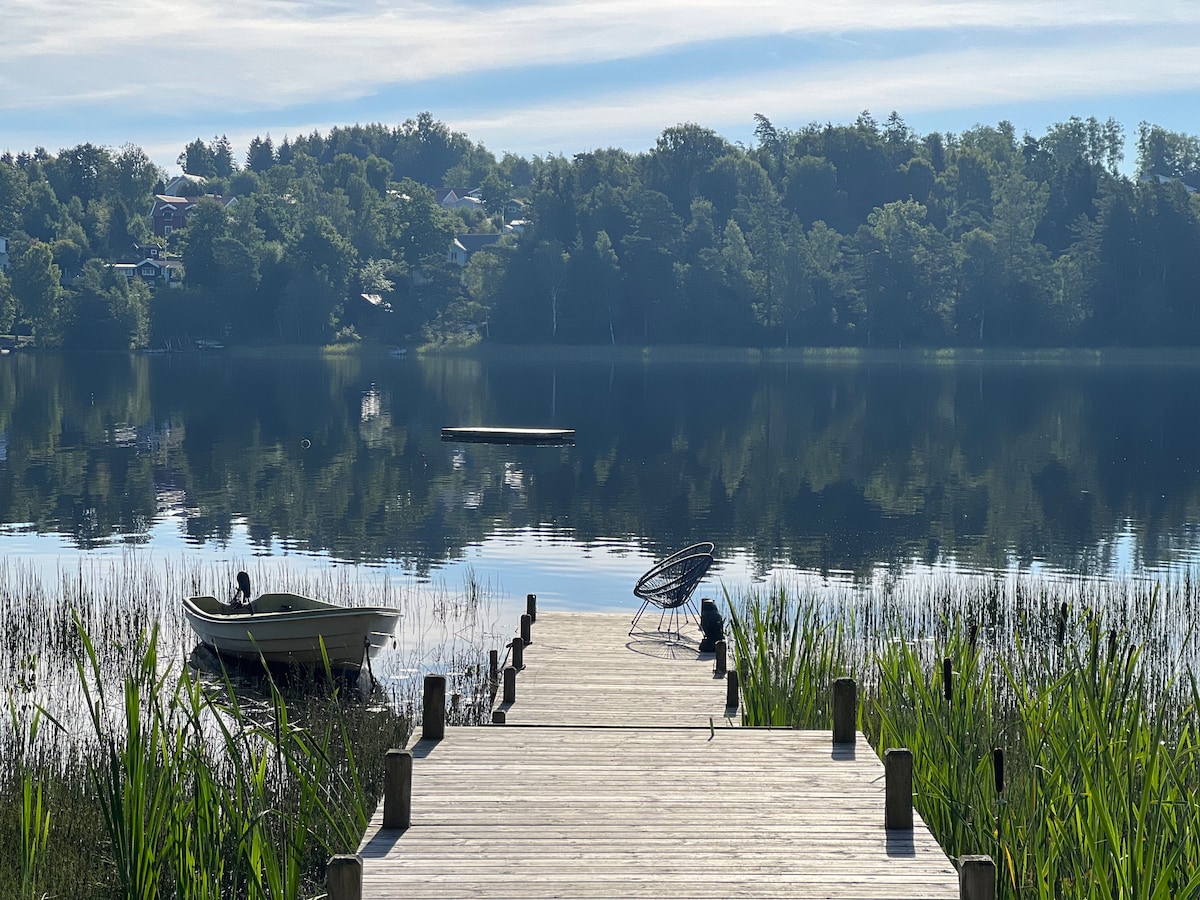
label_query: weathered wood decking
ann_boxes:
[356,611,960,899]
[494,612,736,727]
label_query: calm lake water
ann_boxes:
[2,350,1199,644]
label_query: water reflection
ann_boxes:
[1,352,1199,588]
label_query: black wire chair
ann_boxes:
[629,543,715,638]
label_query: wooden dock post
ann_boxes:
[383,749,412,829]
[521,613,532,647]
[527,592,537,623]
[833,677,857,744]
[511,636,524,670]
[489,649,499,696]
[884,748,913,830]
[326,853,362,900]
[726,669,739,708]
[422,674,446,741]
[959,855,996,900]
[714,639,727,676]
[492,709,506,724]
[503,665,517,703]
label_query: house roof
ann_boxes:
[436,187,477,202]
[111,258,182,277]
[152,194,237,211]
[119,242,163,263]
[360,293,392,311]
[456,233,503,253]
[166,173,207,190]
[1140,174,1199,194]
[436,187,486,209]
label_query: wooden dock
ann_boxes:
[354,611,962,899]
[492,611,736,727]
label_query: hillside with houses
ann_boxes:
[1,112,1200,350]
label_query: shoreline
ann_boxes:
[424,344,1200,365]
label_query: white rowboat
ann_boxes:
[183,592,401,670]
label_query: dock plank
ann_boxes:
[495,612,735,727]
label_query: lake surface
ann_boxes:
[2,350,1199,637]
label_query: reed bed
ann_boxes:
[0,555,504,899]
[725,573,1200,899]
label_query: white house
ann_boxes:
[436,188,485,211]
[447,233,503,267]
[112,256,184,286]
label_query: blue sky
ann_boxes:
[3,0,1198,176]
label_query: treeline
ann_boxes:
[1,111,1200,349]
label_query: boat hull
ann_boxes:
[183,593,400,670]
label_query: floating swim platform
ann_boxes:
[441,426,575,445]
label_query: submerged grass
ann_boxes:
[726,574,1200,899]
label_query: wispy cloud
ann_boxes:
[2,0,1197,167]
[4,0,1198,111]
[451,36,1200,154]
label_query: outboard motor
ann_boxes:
[233,571,252,606]
[699,597,724,652]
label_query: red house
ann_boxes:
[150,194,236,238]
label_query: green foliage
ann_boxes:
[63,259,150,349]
[0,159,30,233]
[0,270,16,333]
[178,139,217,179]
[1137,123,1200,180]
[11,241,63,344]
[1,618,409,900]
[246,135,276,173]
[728,577,1200,899]
[6,112,1200,349]
[723,584,847,727]
[7,700,52,900]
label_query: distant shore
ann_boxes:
[5,339,1198,366]
[375,343,1200,366]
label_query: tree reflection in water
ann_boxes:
[0,350,1198,591]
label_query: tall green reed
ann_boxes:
[723,583,852,727]
[6,699,52,900]
[7,620,407,900]
[725,574,1200,899]
[873,625,997,864]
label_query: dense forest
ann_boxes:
[1,111,1199,349]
